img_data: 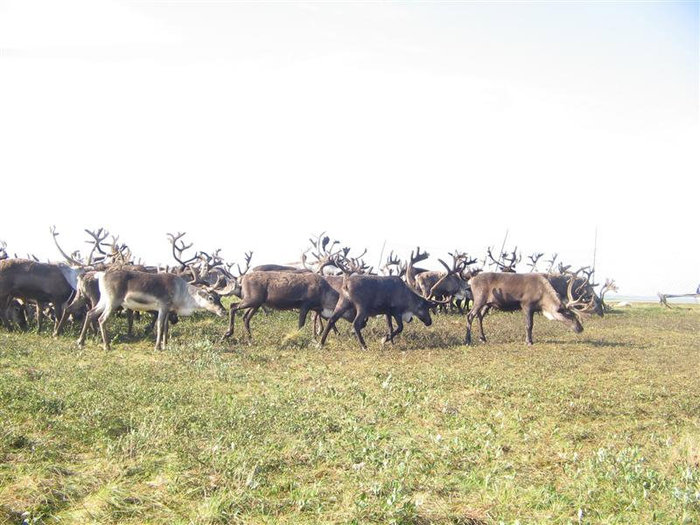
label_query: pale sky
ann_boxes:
[1,1,698,296]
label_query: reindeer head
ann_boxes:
[189,285,227,317]
[565,268,603,318]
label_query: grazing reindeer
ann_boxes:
[4,298,28,330]
[77,270,226,350]
[465,270,600,346]
[319,256,440,350]
[598,279,618,310]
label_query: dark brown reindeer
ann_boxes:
[319,255,440,350]
[0,258,77,334]
[465,269,600,346]
[78,270,226,351]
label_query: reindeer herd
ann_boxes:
[0,229,619,351]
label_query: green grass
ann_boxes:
[1,305,698,524]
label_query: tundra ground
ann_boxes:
[1,305,698,524]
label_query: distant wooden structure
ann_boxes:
[657,292,700,308]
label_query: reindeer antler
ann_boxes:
[83,228,110,265]
[527,253,544,272]
[236,251,253,277]
[50,226,86,267]
[167,232,199,269]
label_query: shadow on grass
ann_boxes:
[542,338,648,350]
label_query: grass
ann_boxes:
[0,304,698,524]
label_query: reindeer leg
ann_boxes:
[382,314,395,344]
[126,309,135,337]
[163,312,170,346]
[523,305,535,346]
[221,300,255,341]
[319,299,352,347]
[35,303,43,333]
[0,296,13,331]
[97,304,117,351]
[476,306,487,343]
[55,293,84,337]
[52,301,65,338]
[243,306,259,340]
[313,312,323,338]
[143,312,157,336]
[155,309,168,350]
[298,305,311,329]
[466,299,487,345]
[78,304,101,347]
[384,315,404,345]
[351,310,369,350]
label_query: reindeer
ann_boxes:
[405,247,430,291]
[414,252,476,306]
[319,255,441,350]
[77,270,226,350]
[220,270,354,342]
[465,269,600,346]
[4,298,29,330]
[0,259,78,334]
[599,279,618,311]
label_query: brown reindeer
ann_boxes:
[220,269,355,342]
[414,252,476,304]
[405,247,430,291]
[465,270,600,346]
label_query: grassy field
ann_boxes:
[1,304,698,524]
